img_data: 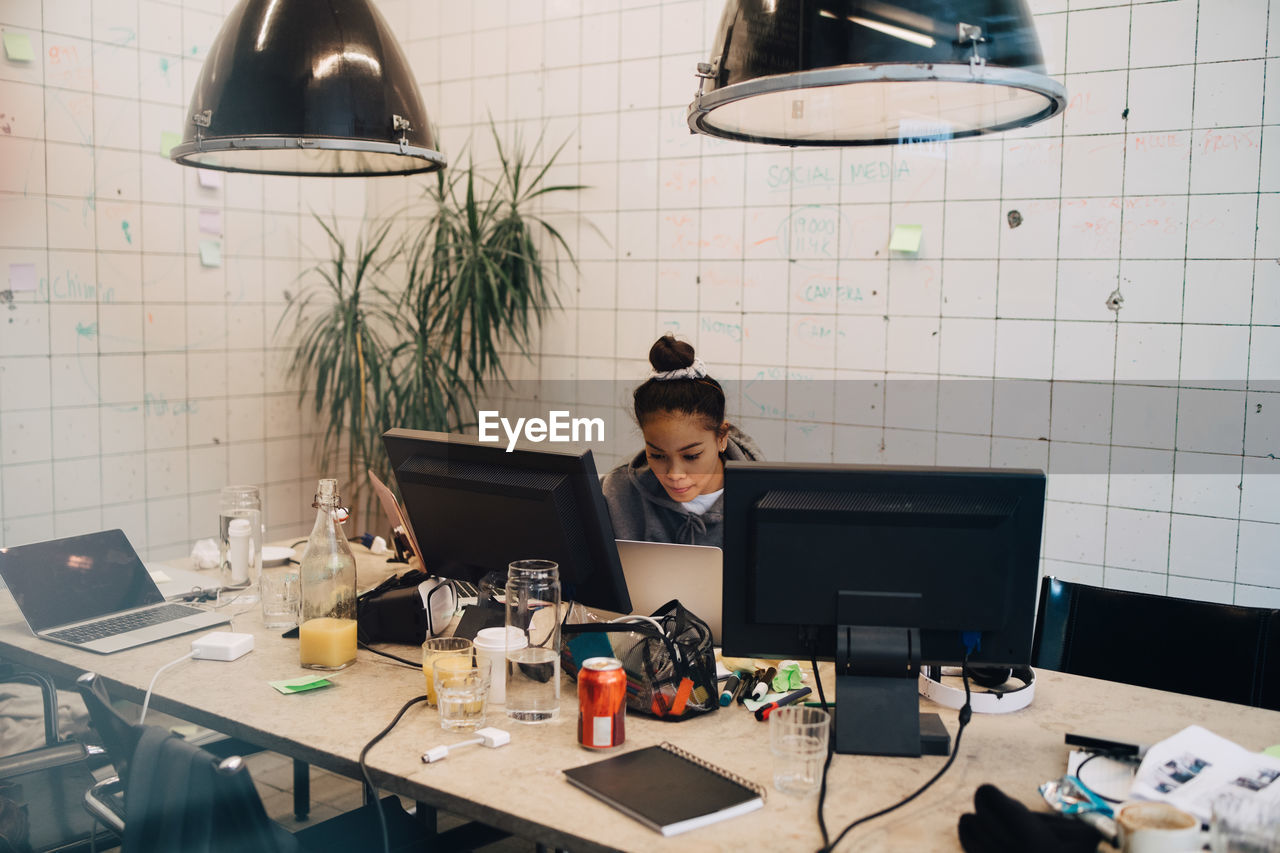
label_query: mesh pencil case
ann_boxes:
[561,599,718,720]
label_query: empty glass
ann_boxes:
[259,567,299,629]
[433,653,491,732]
[770,706,830,796]
[219,485,263,602]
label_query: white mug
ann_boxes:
[1117,801,1204,853]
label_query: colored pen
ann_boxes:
[755,687,813,721]
[734,671,758,705]
[750,667,776,701]
[720,672,743,706]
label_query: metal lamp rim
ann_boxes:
[687,62,1068,146]
[170,135,447,177]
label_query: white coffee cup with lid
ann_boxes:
[472,626,527,705]
[1117,801,1205,853]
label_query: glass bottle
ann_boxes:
[298,478,358,670]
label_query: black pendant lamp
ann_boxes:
[688,0,1066,146]
[171,0,444,176]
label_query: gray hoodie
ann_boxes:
[600,426,764,547]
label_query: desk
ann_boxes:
[1,548,1277,852]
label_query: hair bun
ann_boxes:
[648,334,696,373]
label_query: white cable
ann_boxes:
[608,614,665,634]
[139,651,194,725]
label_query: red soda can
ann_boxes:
[578,657,626,749]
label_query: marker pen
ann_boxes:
[754,687,813,721]
[719,672,743,707]
[750,667,777,701]
[734,671,758,705]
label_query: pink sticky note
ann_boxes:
[198,209,222,235]
[198,170,222,189]
[8,263,36,292]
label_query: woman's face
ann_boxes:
[641,411,729,503]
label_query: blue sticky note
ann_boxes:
[199,240,222,268]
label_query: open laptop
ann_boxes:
[615,539,723,643]
[0,529,228,653]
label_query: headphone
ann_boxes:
[918,664,1036,714]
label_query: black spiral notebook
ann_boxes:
[562,742,765,836]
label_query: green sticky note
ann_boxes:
[889,224,923,253]
[269,676,333,695]
[160,130,181,158]
[199,240,221,268]
[3,31,34,62]
[1264,745,1280,758]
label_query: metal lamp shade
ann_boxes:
[171,0,444,176]
[688,0,1066,146]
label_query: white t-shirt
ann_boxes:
[682,488,724,516]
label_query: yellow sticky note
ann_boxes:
[198,240,221,268]
[160,131,182,158]
[3,31,34,62]
[889,224,923,253]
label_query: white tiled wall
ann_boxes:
[0,0,356,558]
[368,0,1279,607]
[2,0,1277,605]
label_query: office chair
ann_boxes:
[0,666,115,853]
[74,673,431,853]
[1032,576,1280,710]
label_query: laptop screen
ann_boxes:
[0,529,163,631]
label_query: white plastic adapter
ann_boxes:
[190,631,254,661]
[422,727,511,763]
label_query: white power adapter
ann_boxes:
[190,631,254,661]
[421,727,511,763]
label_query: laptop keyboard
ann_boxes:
[46,603,205,644]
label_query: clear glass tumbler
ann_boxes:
[505,559,561,723]
[422,637,473,705]
[770,706,830,796]
[433,653,492,732]
[219,485,262,602]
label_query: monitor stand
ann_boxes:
[834,590,950,757]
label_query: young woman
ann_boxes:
[601,335,763,547]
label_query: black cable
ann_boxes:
[1074,751,1128,804]
[811,649,834,852]
[358,642,421,669]
[359,694,429,853]
[819,653,974,853]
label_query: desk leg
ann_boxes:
[414,802,437,837]
[292,759,310,821]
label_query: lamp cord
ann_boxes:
[814,652,973,853]
[359,694,429,853]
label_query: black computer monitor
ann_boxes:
[722,461,1046,757]
[382,428,631,614]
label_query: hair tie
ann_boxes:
[650,357,708,381]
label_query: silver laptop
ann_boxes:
[0,529,228,653]
[615,539,723,644]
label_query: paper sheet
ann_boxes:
[197,169,222,189]
[198,209,222,235]
[160,131,181,158]
[198,240,222,268]
[1129,725,1280,824]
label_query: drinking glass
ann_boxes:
[770,706,830,796]
[1211,794,1280,853]
[422,637,472,705]
[505,560,560,723]
[219,485,263,602]
[259,567,299,629]
[433,653,491,732]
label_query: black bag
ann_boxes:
[561,599,718,720]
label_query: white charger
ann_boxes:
[190,631,254,661]
[421,727,510,763]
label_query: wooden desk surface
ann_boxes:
[1,545,1277,852]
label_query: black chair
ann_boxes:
[0,666,116,853]
[74,674,431,853]
[1032,576,1280,710]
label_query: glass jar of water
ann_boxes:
[505,559,560,723]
